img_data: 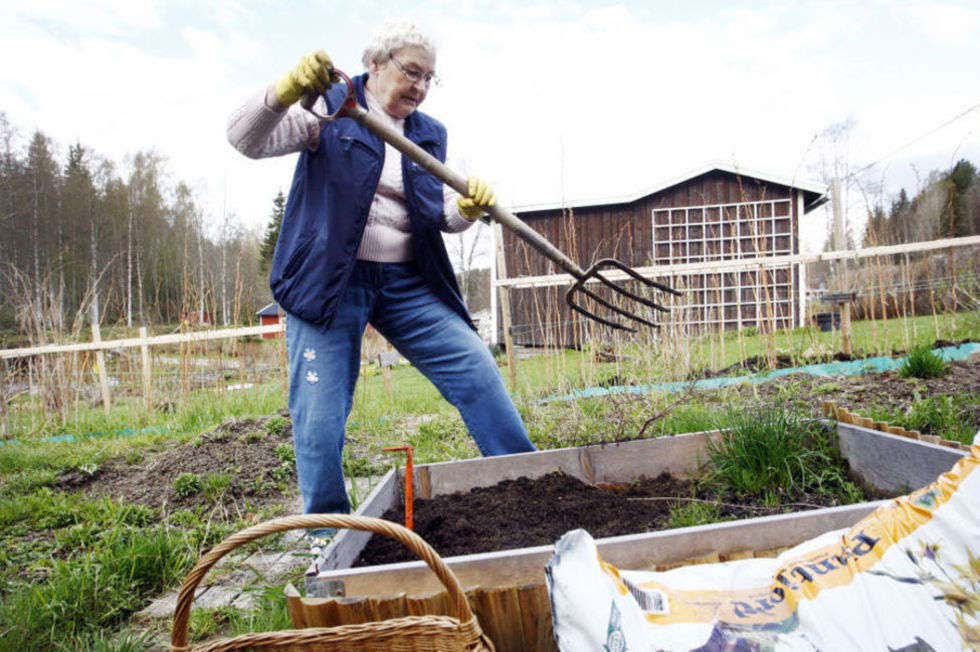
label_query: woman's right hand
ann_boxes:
[274,50,339,107]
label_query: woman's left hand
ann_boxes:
[457,176,496,221]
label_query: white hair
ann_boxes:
[361,20,436,68]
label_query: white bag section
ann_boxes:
[547,436,979,651]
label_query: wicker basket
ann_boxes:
[170,514,495,651]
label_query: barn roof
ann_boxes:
[256,302,280,317]
[513,161,828,214]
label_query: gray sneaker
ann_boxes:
[305,528,338,575]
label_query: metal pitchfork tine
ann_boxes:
[302,71,681,331]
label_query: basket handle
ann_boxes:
[170,514,475,651]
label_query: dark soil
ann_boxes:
[704,352,850,376]
[53,413,298,515]
[746,357,980,428]
[41,351,977,550]
[703,338,976,377]
[354,471,864,566]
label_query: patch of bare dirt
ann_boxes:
[704,339,976,377]
[745,356,980,419]
[54,412,297,515]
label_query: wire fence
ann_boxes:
[0,326,288,440]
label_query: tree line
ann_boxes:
[862,159,979,246]
[2,103,974,342]
[0,112,270,340]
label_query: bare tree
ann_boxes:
[445,221,490,307]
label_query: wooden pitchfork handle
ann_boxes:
[301,71,585,279]
[302,71,680,331]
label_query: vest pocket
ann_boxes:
[339,135,378,157]
[281,236,313,279]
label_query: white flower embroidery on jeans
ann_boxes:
[303,348,316,361]
[306,371,319,384]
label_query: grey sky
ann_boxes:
[3,0,978,253]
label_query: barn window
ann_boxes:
[652,199,796,332]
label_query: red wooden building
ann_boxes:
[499,163,827,346]
[257,302,283,339]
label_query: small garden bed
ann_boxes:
[356,410,885,566]
[51,413,298,513]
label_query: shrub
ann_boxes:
[172,472,203,498]
[899,345,948,379]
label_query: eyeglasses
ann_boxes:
[390,58,440,87]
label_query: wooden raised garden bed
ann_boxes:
[287,421,966,651]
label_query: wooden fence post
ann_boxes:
[280,316,290,400]
[91,321,111,414]
[840,299,852,357]
[0,358,8,439]
[139,326,152,410]
[494,222,518,389]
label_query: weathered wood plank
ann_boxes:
[517,584,556,652]
[837,421,966,494]
[471,586,526,652]
[316,502,884,598]
[410,431,714,499]
[318,469,397,572]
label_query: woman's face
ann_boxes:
[368,45,436,119]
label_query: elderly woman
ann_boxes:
[227,22,535,552]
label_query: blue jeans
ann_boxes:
[286,260,535,516]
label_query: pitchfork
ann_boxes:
[302,71,680,331]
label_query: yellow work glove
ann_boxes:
[457,177,496,221]
[274,50,339,107]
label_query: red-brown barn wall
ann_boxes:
[499,171,804,346]
[260,314,282,339]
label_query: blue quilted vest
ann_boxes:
[270,73,472,330]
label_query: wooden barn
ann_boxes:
[497,163,827,346]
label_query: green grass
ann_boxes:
[55,627,157,652]
[860,394,978,444]
[185,582,296,645]
[0,523,201,651]
[173,472,203,497]
[5,379,286,443]
[410,310,979,403]
[708,310,978,371]
[264,415,289,436]
[0,311,974,647]
[272,442,295,464]
[667,500,731,529]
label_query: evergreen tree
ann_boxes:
[25,131,60,326]
[886,188,910,244]
[944,159,976,238]
[62,143,97,322]
[259,190,285,274]
[0,115,267,329]
[862,204,889,247]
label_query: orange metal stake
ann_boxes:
[382,445,414,531]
